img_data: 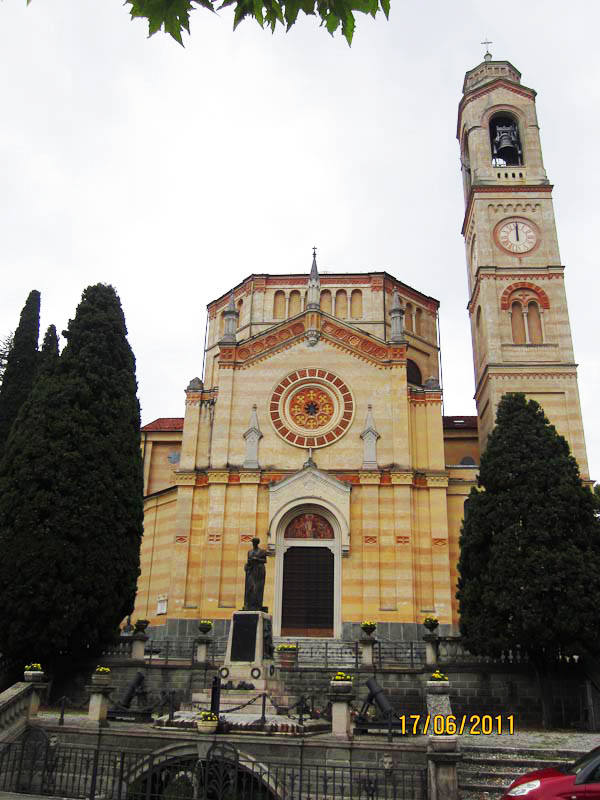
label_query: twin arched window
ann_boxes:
[510,300,543,344]
[403,303,423,336]
[273,290,307,318]
[272,288,364,320]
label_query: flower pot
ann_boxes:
[424,621,439,633]
[426,680,449,694]
[330,680,353,691]
[196,720,218,734]
[134,619,150,634]
[91,674,111,687]
[198,622,212,635]
[361,624,376,636]
[24,671,45,682]
[278,653,297,668]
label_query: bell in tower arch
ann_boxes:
[490,116,522,166]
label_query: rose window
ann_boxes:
[269,368,354,449]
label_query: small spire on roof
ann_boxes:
[389,287,405,343]
[220,289,239,343]
[307,245,321,312]
[310,246,319,279]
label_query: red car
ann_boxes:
[501,746,600,798]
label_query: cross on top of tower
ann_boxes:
[481,37,493,61]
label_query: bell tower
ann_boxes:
[458,50,589,476]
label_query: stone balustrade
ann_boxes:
[0,681,47,742]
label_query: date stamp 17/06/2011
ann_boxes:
[397,714,515,735]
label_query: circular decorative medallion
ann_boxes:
[269,369,354,449]
[289,387,335,430]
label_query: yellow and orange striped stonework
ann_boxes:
[133,270,476,637]
[131,57,590,640]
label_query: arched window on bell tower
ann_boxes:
[527,301,543,344]
[510,301,526,344]
[461,130,472,198]
[489,113,523,167]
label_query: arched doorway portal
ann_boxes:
[278,511,336,637]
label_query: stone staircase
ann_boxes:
[458,745,582,799]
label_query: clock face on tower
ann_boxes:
[494,218,539,254]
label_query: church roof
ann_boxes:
[141,417,184,432]
[207,271,440,314]
[443,416,477,430]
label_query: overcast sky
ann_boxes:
[1,0,598,481]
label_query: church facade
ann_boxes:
[132,55,590,640]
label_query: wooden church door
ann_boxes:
[280,547,334,637]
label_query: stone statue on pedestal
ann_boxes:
[243,537,267,611]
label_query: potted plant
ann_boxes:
[91,666,111,686]
[196,710,218,734]
[330,671,353,690]
[198,619,213,635]
[276,643,298,668]
[23,663,44,682]
[423,616,439,633]
[360,619,376,636]
[427,669,449,693]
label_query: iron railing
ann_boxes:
[144,639,197,665]
[277,641,361,670]
[0,739,428,799]
[373,641,424,670]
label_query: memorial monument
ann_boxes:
[222,537,277,691]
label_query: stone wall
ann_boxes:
[146,617,453,644]
[276,662,585,728]
[95,650,587,730]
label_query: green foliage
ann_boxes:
[39,325,59,374]
[125,0,389,45]
[593,483,600,512]
[0,331,14,385]
[457,393,600,667]
[0,290,40,458]
[0,285,144,672]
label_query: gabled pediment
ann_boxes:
[270,465,351,497]
[218,310,406,369]
[267,465,351,554]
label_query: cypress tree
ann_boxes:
[40,325,59,371]
[0,285,143,672]
[0,290,40,454]
[0,332,14,385]
[457,392,600,727]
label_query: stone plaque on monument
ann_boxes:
[230,613,259,662]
